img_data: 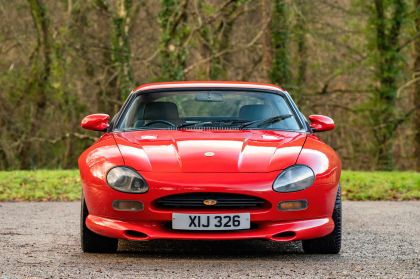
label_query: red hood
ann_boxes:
[113,130,306,173]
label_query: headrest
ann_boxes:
[239,105,272,120]
[144,102,180,120]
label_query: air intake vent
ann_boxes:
[155,193,269,210]
[177,127,241,130]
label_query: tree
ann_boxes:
[22,0,54,168]
[159,0,190,80]
[0,0,419,170]
[111,0,135,100]
[27,0,52,115]
[367,0,406,170]
[270,0,290,88]
[293,0,308,106]
[95,0,137,112]
[196,0,249,80]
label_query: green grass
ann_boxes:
[0,170,418,201]
[0,170,80,201]
[341,171,420,201]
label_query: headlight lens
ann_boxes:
[106,167,148,193]
[273,165,315,192]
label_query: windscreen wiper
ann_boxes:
[239,114,293,129]
[177,121,213,128]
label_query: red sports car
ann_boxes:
[79,81,342,254]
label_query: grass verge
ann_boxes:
[0,170,418,201]
[0,170,80,201]
[341,171,419,200]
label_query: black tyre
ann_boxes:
[302,185,342,254]
[81,195,118,253]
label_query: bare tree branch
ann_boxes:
[183,18,270,74]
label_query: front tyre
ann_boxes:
[81,195,118,253]
[302,185,342,254]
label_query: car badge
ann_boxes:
[203,199,217,206]
[204,152,215,157]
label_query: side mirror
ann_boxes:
[81,114,110,131]
[308,115,335,132]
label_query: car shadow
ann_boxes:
[116,239,307,259]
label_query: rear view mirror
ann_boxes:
[81,114,110,131]
[308,115,335,132]
[195,92,224,102]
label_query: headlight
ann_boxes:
[273,165,315,192]
[106,167,149,193]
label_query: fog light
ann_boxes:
[278,200,308,211]
[112,200,144,211]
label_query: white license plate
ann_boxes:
[172,213,250,231]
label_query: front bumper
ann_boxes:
[83,172,338,241]
[86,214,334,241]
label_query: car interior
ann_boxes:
[118,91,301,130]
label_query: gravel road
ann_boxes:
[0,201,419,278]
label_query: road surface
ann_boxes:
[0,201,419,278]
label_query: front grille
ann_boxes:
[155,193,269,210]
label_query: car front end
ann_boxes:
[79,82,341,253]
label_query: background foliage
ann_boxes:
[0,0,419,171]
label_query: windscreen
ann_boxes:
[115,90,302,131]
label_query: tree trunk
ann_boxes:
[112,0,134,102]
[159,0,190,81]
[24,0,53,169]
[94,0,134,113]
[270,0,290,88]
[27,0,52,112]
[209,1,244,80]
[261,0,272,80]
[370,0,405,170]
[294,0,308,106]
[196,1,247,80]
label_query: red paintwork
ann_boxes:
[79,81,341,242]
[81,114,110,131]
[113,130,306,172]
[308,115,335,132]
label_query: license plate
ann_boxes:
[172,213,250,231]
